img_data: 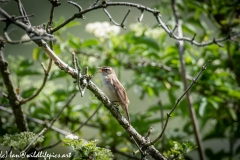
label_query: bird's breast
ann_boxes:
[102,75,119,102]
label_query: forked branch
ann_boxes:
[147,60,212,146]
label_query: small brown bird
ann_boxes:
[98,66,130,123]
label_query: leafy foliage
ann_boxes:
[0,132,44,150]
[163,141,197,160]
[62,135,113,160]
[0,0,239,160]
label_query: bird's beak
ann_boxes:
[97,67,103,73]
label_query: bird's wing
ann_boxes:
[111,77,130,105]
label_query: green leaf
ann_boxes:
[131,36,160,50]
[82,39,99,47]
[65,21,80,28]
[199,99,207,117]
[19,59,34,67]
[208,99,219,109]
[49,70,67,80]
[228,89,240,99]
[228,108,237,121]
[182,23,197,35]
[16,69,41,76]
[32,47,41,60]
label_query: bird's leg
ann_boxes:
[111,101,120,111]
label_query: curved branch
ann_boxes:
[15,0,31,25]
[20,61,51,104]
[73,104,102,132]
[50,2,232,46]
[68,0,83,12]
[34,39,165,160]
[0,105,70,135]
[170,1,206,160]
[147,60,211,146]
[40,103,102,151]
[0,7,54,41]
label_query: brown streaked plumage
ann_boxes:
[98,66,130,123]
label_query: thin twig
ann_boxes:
[20,128,47,156]
[0,106,69,135]
[145,127,153,140]
[171,1,206,160]
[46,4,55,33]
[80,67,91,96]
[191,33,196,44]
[147,60,212,146]
[39,140,62,151]
[159,100,165,152]
[68,0,83,12]
[90,0,100,8]
[73,104,102,132]
[4,31,32,44]
[15,0,31,25]
[103,8,121,27]
[169,24,178,37]
[138,9,144,22]
[41,104,102,151]
[21,60,52,104]
[21,92,77,153]
[49,92,77,127]
[72,52,77,70]
[75,56,84,96]
[0,7,54,41]
[115,149,140,160]
[12,14,34,21]
[48,0,61,7]
[34,39,166,159]
[120,8,131,29]
[21,0,55,103]
[48,1,233,46]
[132,136,145,156]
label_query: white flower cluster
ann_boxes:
[145,28,164,39]
[85,21,121,39]
[65,134,79,140]
[130,23,164,39]
[129,23,144,36]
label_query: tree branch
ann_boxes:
[147,60,211,146]
[40,103,102,151]
[0,49,28,132]
[49,2,232,46]
[31,39,165,159]
[50,92,77,128]
[20,61,51,104]
[15,0,31,25]
[169,1,206,159]
[0,105,70,135]
[73,104,102,132]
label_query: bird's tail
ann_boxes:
[123,104,131,124]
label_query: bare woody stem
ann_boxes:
[49,2,232,47]
[147,60,212,146]
[0,50,28,132]
[0,105,70,135]
[171,1,206,159]
[34,39,165,160]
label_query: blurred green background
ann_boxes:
[0,0,240,159]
